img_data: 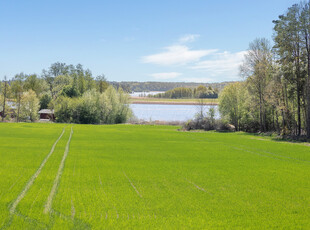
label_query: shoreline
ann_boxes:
[130,97,218,105]
[131,101,218,105]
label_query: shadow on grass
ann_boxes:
[241,132,310,144]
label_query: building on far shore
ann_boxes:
[38,109,55,121]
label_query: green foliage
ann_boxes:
[0,82,3,111]
[75,90,101,124]
[271,2,310,137]
[155,87,193,98]
[61,85,80,98]
[220,28,310,135]
[0,62,116,123]
[96,74,109,93]
[11,74,25,98]
[52,75,73,97]
[101,86,132,124]
[53,96,74,123]
[39,94,52,110]
[54,86,131,124]
[153,85,218,99]
[219,82,251,131]
[24,74,48,96]
[0,92,3,112]
[20,90,40,121]
[40,63,109,99]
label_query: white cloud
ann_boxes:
[191,51,247,79]
[150,72,182,80]
[142,45,217,66]
[178,34,200,44]
[142,35,246,82]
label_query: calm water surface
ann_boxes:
[130,104,219,122]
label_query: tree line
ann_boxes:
[150,85,218,99]
[219,2,310,139]
[110,81,232,93]
[0,62,132,124]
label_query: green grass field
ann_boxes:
[0,123,309,229]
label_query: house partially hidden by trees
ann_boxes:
[38,109,55,121]
[1,62,132,124]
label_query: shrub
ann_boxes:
[183,117,234,132]
[54,86,132,124]
[39,94,52,110]
[20,90,40,122]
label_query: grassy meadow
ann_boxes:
[0,123,309,229]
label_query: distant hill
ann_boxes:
[109,81,236,92]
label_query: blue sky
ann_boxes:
[0,0,298,82]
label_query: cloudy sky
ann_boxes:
[0,0,298,82]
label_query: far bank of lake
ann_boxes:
[130,97,218,105]
[130,103,219,122]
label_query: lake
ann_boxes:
[130,104,219,122]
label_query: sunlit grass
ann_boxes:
[0,123,309,229]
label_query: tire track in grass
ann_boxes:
[9,127,66,215]
[49,208,91,229]
[123,171,143,198]
[71,199,75,220]
[185,178,212,195]
[44,126,73,214]
[98,175,106,196]
[5,209,49,229]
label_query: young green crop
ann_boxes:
[0,123,309,229]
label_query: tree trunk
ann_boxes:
[275,109,280,134]
[297,82,302,136]
[296,47,302,136]
[17,93,21,122]
[307,55,310,138]
[2,80,7,122]
[259,83,264,132]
